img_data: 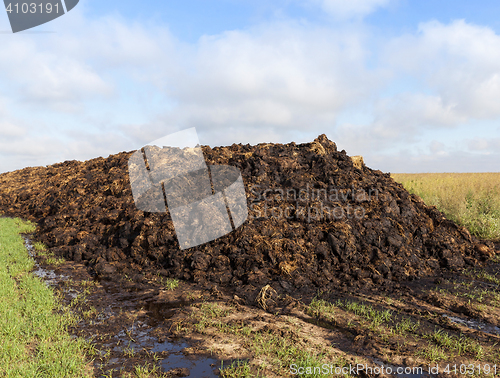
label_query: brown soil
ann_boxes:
[0,135,496,300]
[32,239,500,377]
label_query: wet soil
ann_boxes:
[27,237,224,377]
[30,236,500,377]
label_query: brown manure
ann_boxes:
[0,135,491,296]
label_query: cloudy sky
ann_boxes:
[1,0,499,173]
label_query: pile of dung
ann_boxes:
[0,135,494,293]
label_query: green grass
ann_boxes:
[423,329,484,359]
[45,256,66,266]
[415,344,447,363]
[392,316,420,335]
[162,277,179,290]
[436,278,500,309]
[392,173,500,240]
[307,297,337,318]
[31,241,65,266]
[335,299,392,329]
[220,360,254,378]
[463,268,500,286]
[154,274,180,290]
[251,331,338,378]
[0,217,92,377]
[193,302,233,333]
[188,301,353,377]
[32,241,49,255]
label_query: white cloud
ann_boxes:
[371,93,465,135]
[467,138,500,152]
[50,13,180,78]
[306,0,392,19]
[85,20,384,147]
[334,19,500,161]
[157,22,384,146]
[429,140,446,155]
[333,92,467,156]
[369,150,500,173]
[0,121,26,138]
[0,97,28,139]
[2,15,382,167]
[0,37,112,112]
[385,20,500,120]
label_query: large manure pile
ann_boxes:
[0,135,494,293]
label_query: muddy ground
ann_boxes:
[31,238,500,377]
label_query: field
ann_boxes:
[392,173,500,241]
[0,217,92,378]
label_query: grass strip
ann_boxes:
[0,217,92,378]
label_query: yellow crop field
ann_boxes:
[392,173,500,241]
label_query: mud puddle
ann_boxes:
[157,353,219,378]
[442,314,500,336]
[24,236,66,285]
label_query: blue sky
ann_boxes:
[0,0,499,173]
